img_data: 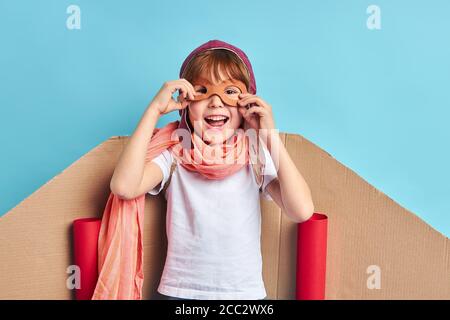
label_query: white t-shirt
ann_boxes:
[148,142,278,300]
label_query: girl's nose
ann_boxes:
[208,94,224,108]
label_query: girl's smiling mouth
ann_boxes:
[204,115,230,130]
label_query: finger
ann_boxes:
[180,79,196,100]
[238,96,265,108]
[240,109,259,128]
[186,87,195,101]
[167,80,187,95]
[244,106,267,118]
[177,93,190,103]
[176,82,191,100]
[178,80,194,100]
[176,100,189,110]
[238,99,259,108]
[239,107,250,119]
[170,81,186,96]
[238,93,253,98]
[239,108,262,123]
[238,101,259,111]
[170,98,189,111]
[181,78,195,93]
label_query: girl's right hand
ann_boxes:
[150,79,197,116]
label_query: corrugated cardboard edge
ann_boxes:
[0,133,449,299]
[278,132,449,299]
[0,136,126,299]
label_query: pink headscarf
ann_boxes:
[91,40,264,299]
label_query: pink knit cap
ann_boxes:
[179,39,257,94]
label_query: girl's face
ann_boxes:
[187,69,245,146]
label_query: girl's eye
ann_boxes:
[225,88,239,95]
[195,86,207,93]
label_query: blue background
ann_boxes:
[1,0,449,236]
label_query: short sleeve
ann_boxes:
[259,142,278,201]
[147,149,173,195]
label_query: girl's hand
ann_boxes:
[238,93,276,137]
[149,79,197,116]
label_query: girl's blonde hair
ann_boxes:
[181,49,251,91]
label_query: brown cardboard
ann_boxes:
[0,133,449,299]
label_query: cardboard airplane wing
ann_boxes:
[0,133,448,299]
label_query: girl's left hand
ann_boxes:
[238,93,276,135]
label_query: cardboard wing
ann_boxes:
[0,133,448,299]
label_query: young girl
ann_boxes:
[96,40,314,300]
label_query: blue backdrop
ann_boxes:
[1,0,449,236]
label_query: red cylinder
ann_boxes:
[296,212,328,300]
[73,218,101,300]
